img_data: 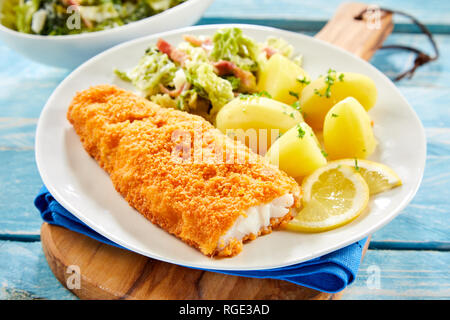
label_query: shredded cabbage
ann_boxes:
[114,46,177,96]
[1,0,186,35]
[113,27,305,122]
[15,0,40,33]
[78,3,119,23]
[264,37,294,58]
[185,61,234,117]
[178,41,209,64]
[210,27,259,72]
[0,0,20,29]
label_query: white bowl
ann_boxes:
[0,0,213,69]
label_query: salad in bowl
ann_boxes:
[0,0,213,68]
[0,0,185,35]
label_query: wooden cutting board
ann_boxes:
[40,2,393,300]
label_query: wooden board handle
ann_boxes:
[316,2,393,60]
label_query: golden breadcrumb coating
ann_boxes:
[67,85,301,257]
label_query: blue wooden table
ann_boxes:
[0,0,449,300]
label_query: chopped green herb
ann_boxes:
[297,76,310,85]
[354,158,360,171]
[297,125,306,139]
[314,68,343,99]
[176,99,183,110]
[239,94,251,99]
[238,90,272,100]
[331,113,339,117]
[289,91,299,99]
[225,76,241,91]
[321,150,328,157]
[291,101,301,111]
[289,112,295,118]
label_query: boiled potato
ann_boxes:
[265,122,327,178]
[299,72,377,130]
[216,96,303,154]
[323,97,377,159]
[257,53,310,105]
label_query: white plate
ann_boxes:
[35,24,426,271]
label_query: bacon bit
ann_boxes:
[157,38,187,66]
[263,47,277,59]
[183,35,213,53]
[213,60,256,92]
[183,35,211,46]
[159,82,190,98]
[62,0,79,5]
[81,16,93,29]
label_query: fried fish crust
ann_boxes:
[67,85,301,256]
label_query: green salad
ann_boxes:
[115,27,304,121]
[0,0,185,35]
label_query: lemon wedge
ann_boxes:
[329,159,402,195]
[287,164,369,232]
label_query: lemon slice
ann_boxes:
[329,159,402,195]
[287,164,369,232]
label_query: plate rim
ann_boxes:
[35,23,427,271]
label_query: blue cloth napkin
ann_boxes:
[35,186,366,293]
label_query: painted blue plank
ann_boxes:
[342,249,450,299]
[0,150,42,235]
[201,0,450,34]
[0,240,448,300]
[0,241,76,300]
[0,118,36,149]
[371,34,449,87]
[0,44,69,118]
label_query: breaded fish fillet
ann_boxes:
[67,85,301,257]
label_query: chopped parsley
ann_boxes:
[238,90,272,99]
[289,91,299,99]
[321,150,328,157]
[291,101,301,111]
[297,125,306,139]
[297,76,310,85]
[331,113,339,117]
[354,158,360,171]
[259,90,272,98]
[225,76,241,91]
[176,99,183,110]
[314,69,345,98]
